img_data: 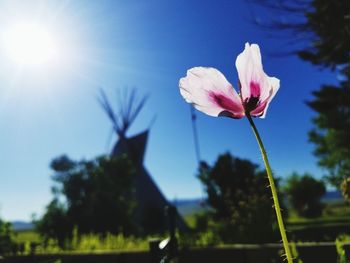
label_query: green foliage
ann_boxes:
[36,154,138,246]
[11,232,149,255]
[307,86,350,188]
[290,242,303,263]
[284,173,325,218]
[285,202,350,242]
[341,177,350,202]
[298,0,350,68]
[193,213,209,232]
[35,199,71,247]
[255,0,350,191]
[288,201,350,224]
[301,0,350,190]
[336,235,350,263]
[0,219,14,254]
[197,152,281,243]
[12,230,41,244]
[256,0,350,69]
[179,229,221,248]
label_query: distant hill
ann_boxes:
[11,221,34,231]
[322,190,343,203]
[173,191,344,216]
[172,198,209,216]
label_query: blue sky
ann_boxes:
[0,0,338,221]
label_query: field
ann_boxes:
[3,202,350,263]
[180,200,350,243]
[285,201,350,242]
[12,230,41,243]
[9,201,350,256]
[10,231,150,254]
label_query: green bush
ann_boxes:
[36,154,138,246]
[284,173,326,218]
[335,235,350,263]
[0,219,14,255]
[196,153,282,243]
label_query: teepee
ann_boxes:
[99,88,187,233]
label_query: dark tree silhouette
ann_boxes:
[0,218,13,255]
[197,152,282,243]
[307,84,350,187]
[36,154,137,245]
[35,199,71,247]
[252,0,350,189]
[251,0,350,68]
[284,173,326,218]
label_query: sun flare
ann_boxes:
[4,23,57,65]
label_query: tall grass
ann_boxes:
[335,235,350,263]
[14,230,150,254]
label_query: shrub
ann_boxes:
[284,173,326,218]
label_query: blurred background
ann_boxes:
[0,0,349,262]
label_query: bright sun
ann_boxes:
[4,23,57,66]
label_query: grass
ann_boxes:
[287,201,350,225]
[11,231,139,255]
[286,201,350,241]
[288,201,350,223]
[181,201,350,243]
[10,201,350,253]
[10,229,153,254]
[183,213,198,228]
[12,229,41,243]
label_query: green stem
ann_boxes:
[246,114,293,263]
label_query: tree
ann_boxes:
[36,154,137,244]
[252,0,350,189]
[0,218,14,255]
[303,0,350,188]
[253,0,350,69]
[197,152,282,243]
[307,85,350,187]
[341,177,350,202]
[284,173,326,218]
[35,199,71,247]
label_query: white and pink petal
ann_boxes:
[259,76,280,118]
[250,76,280,118]
[236,43,266,102]
[235,43,280,118]
[179,67,244,118]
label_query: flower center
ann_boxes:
[244,96,260,112]
[244,81,261,112]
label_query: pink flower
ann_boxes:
[179,43,280,118]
